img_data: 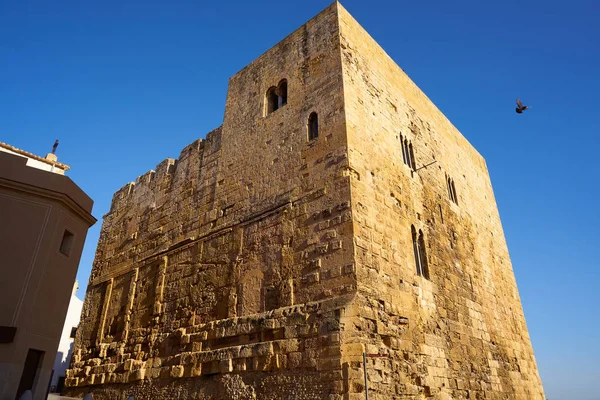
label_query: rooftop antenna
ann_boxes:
[414,159,437,173]
[51,139,59,154]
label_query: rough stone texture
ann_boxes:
[66,3,545,399]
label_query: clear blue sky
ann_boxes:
[1,1,598,398]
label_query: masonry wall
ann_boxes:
[337,4,544,400]
[66,4,357,399]
[66,3,545,399]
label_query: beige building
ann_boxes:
[0,142,95,400]
[66,3,545,399]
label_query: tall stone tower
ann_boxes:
[66,3,545,399]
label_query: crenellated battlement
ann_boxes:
[107,127,222,216]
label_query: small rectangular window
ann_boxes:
[308,112,319,141]
[70,327,77,339]
[411,225,430,280]
[60,230,74,256]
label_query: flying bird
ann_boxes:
[516,98,529,114]
[52,139,59,154]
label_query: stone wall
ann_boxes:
[67,2,544,399]
[337,4,544,400]
[67,4,356,398]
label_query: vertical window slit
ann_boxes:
[308,112,319,141]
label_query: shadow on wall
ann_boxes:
[51,341,74,394]
[61,342,74,372]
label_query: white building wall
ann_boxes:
[50,286,83,391]
[0,146,65,174]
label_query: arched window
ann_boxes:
[408,142,416,171]
[400,134,408,165]
[400,136,416,171]
[308,112,319,141]
[266,86,279,114]
[412,225,430,279]
[277,79,287,108]
[265,79,288,116]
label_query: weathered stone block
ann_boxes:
[129,368,145,382]
[170,365,184,378]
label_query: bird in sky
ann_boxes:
[516,98,530,114]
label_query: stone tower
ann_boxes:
[65,3,545,399]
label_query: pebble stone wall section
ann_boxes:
[65,2,545,399]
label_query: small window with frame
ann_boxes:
[60,230,74,256]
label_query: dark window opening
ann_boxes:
[412,225,430,279]
[16,349,45,399]
[70,327,77,339]
[278,79,287,107]
[400,135,408,165]
[60,230,74,256]
[266,86,279,114]
[56,376,66,393]
[451,180,458,204]
[0,326,17,343]
[400,135,416,171]
[446,175,458,204]
[308,112,319,141]
[409,143,416,171]
[265,79,288,115]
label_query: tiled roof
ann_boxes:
[0,141,70,171]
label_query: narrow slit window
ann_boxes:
[447,175,458,204]
[60,230,74,256]
[412,225,430,279]
[308,112,319,141]
[400,135,408,165]
[408,143,416,171]
[401,137,416,171]
[418,229,430,279]
[451,179,458,205]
